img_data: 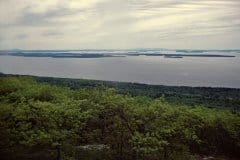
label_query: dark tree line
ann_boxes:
[0,76,240,160]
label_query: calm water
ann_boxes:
[1,53,240,88]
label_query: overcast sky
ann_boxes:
[0,0,239,49]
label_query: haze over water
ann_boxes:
[0,50,240,88]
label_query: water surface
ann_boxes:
[0,51,240,88]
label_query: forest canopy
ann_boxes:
[0,76,240,160]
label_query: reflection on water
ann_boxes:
[0,55,240,88]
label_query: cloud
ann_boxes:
[0,0,239,49]
[15,7,82,26]
[42,31,64,37]
[16,34,28,39]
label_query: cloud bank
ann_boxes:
[0,0,239,49]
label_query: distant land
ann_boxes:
[0,49,237,58]
[1,73,240,111]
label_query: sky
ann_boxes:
[0,0,239,50]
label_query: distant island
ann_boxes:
[0,50,236,58]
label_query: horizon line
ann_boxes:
[1,48,240,51]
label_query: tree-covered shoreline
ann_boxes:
[0,76,240,160]
[1,73,239,111]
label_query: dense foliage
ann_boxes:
[1,73,240,111]
[33,76,240,111]
[0,76,240,160]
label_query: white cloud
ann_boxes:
[0,0,239,49]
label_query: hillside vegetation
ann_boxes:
[0,76,240,160]
[34,76,240,111]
